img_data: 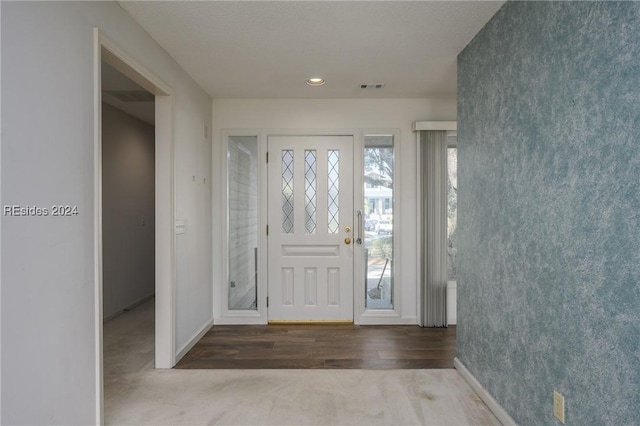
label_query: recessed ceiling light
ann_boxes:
[306,78,325,86]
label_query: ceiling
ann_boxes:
[102,59,155,125]
[119,1,504,99]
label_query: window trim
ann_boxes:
[219,130,265,324]
[357,129,405,324]
[414,123,457,326]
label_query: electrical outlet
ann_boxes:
[553,391,565,424]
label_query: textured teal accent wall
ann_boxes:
[457,2,640,425]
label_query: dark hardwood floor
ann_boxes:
[175,324,456,369]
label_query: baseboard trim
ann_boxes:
[214,316,267,325]
[175,318,213,363]
[357,316,418,325]
[103,293,155,323]
[454,357,516,426]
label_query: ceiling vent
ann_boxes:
[359,83,385,89]
[104,90,154,103]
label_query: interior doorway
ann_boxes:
[101,61,156,323]
[94,31,175,424]
[100,51,158,425]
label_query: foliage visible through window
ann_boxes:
[364,135,394,309]
[447,147,457,281]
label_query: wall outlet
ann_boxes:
[553,391,565,424]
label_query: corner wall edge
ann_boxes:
[454,357,517,426]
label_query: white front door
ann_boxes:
[267,135,354,321]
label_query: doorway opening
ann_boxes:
[101,56,156,381]
[94,31,175,424]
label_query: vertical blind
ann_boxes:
[420,130,448,327]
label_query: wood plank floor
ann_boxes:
[175,324,456,369]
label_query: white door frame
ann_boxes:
[93,29,176,425]
[218,129,415,325]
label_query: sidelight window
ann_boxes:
[363,135,394,310]
[227,136,259,310]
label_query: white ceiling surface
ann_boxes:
[102,60,155,125]
[119,1,504,99]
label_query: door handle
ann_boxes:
[356,210,363,244]
[344,237,352,245]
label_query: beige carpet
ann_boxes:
[103,301,500,426]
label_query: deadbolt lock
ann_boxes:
[345,226,351,233]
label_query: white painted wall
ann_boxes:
[102,103,155,320]
[1,2,212,424]
[172,69,213,356]
[212,99,456,323]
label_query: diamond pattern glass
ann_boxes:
[304,150,317,234]
[282,150,294,234]
[327,150,340,234]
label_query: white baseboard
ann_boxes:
[357,316,418,325]
[454,357,516,426]
[214,316,267,325]
[103,293,155,323]
[175,318,213,362]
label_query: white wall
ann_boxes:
[212,99,456,323]
[172,67,213,355]
[102,103,155,320]
[1,2,212,424]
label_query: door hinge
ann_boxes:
[266,296,269,308]
[266,225,269,235]
[266,152,269,163]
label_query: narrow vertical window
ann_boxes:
[447,146,457,281]
[304,150,317,234]
[227,136,258,310]
[282,150,294,234]
[364,135,394,310]
[327,150,340,234]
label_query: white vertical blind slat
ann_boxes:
[421,130,448,327]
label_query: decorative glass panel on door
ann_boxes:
[282,150,294,234]
[363,135,394,309]
[327,150,340,234]
[304,150,317,234]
